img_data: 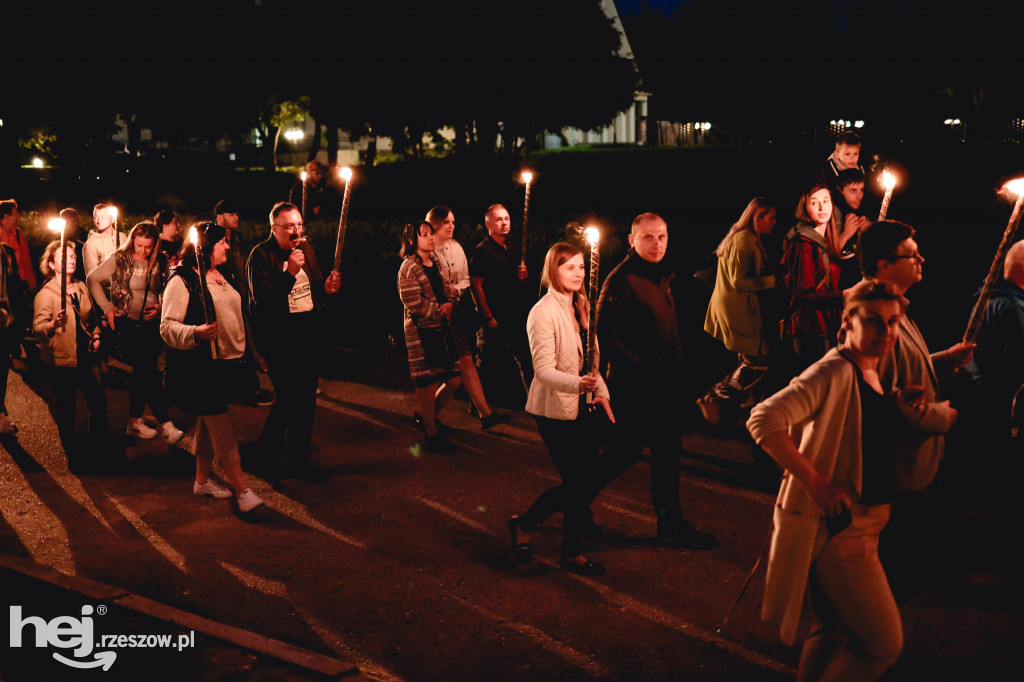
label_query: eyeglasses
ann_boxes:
[890,251,922,261]
[273,221,303,232]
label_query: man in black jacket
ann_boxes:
[247,202,340,482]
[596,212,716,549]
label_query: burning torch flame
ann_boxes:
[521,171,533,184]
[339,166,353,182]
[881,170,897,191]
[107,206,118,220]
[188,226,198,246]
[300,171,307,182]
[1003,178,1024,197]
[584,226,600,245]
[48,218,66,234]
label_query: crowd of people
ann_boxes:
[2,130,1021,680]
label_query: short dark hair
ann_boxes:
[836,168,866,190]
[836,131,861,147]
[0,199,17,220]
[269,201,299,223]
[153,209,176,228]
[857,220,916,277]
[426,205,452,226]
[214,199,236,216]
[400,221,433,259]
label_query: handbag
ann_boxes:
[416,319,459,367]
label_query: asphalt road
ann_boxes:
[1,350,1020,681]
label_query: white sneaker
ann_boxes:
[193,479,234,499]
[127,420,158,439]
[162,423,185,446]
[236,489,264,512]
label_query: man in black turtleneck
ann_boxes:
[596,212,717,550]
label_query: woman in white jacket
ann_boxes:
[747,280,925,681]
[508,242,615,576]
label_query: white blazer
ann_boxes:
[525,289,609,420]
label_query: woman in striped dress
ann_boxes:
[398,221,462,453]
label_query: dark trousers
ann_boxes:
[519,414,601,556]
[49,360,107,461]
[258,316,319,469]
[123,319,170,423]
[482,322,533,400]
[595,398,684,528]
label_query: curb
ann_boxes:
[0,553,364,679]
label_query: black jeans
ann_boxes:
[519,414,601,556]
[122,318,170,423]
[49,359,107,461]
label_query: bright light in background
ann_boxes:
[284,129,305,141]
[31,157,43,168]
[854,120,865,128]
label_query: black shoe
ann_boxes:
[256,388,276,406]
[508,517,532,564]
[558,555,606,576]
[413,412,448,434]
[657,521,717,550]
[422,434,456,454]
[480,411,510,429]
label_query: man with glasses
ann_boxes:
[857,219,973,598]
[247,202,340,483]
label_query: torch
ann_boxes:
[188,227,218,359]
[963,178,1024,344]
[333,166,354,273]
[583,226,601,401]
[48,218,67,323]
[300,170,308,221]
[520,171,533,267]
[878,170,897,221]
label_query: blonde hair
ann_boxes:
[540,242,590,328]
[39,240,74,278]
[716,197,774,258]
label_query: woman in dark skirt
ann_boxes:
[161,222,262,512]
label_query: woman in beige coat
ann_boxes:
[508,242,614,576]
[747,280,924,682]
[700,197,778,424]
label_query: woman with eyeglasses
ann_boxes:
[88,221,184,446]
[700,197,779,426]
[398,221,462,453]
[748,280,924,682]
[781,185,844,372]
